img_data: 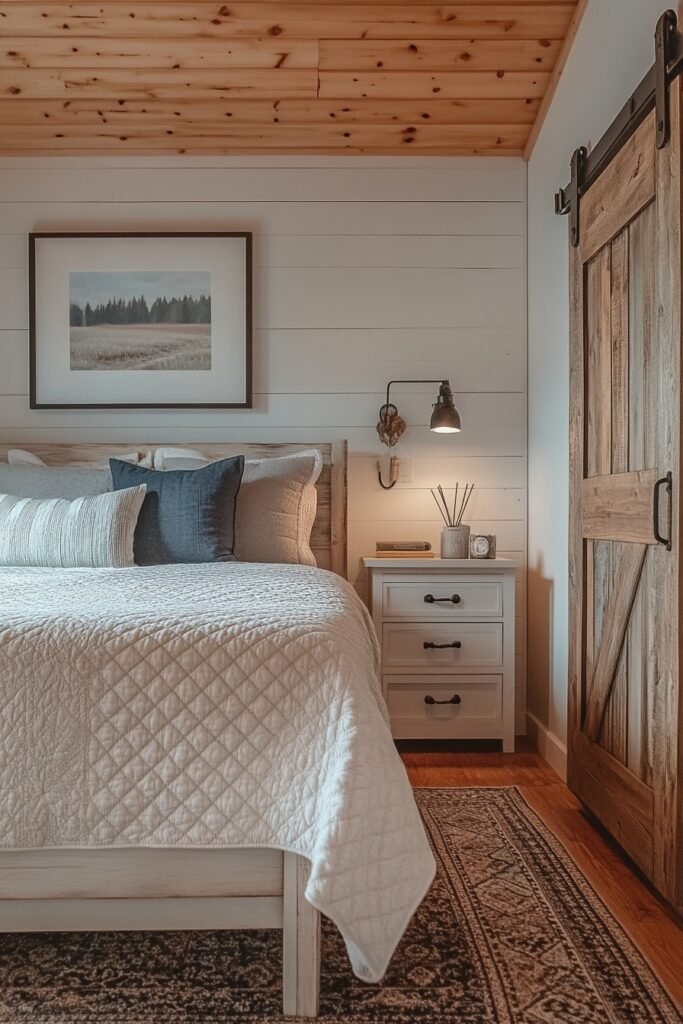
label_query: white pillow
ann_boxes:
[0,485,147,568]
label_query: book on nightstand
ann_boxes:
[373,550,436,558]
[374,541,434,558]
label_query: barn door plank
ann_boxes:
[602,228,630,763]
[579,115,656,263]
[582,470,656,543]
[610,229,630,475]
[585,247,612,478]
[626,201,657,783]
[574,733,654,876]
[583,542,647,743]
[567,209,586,798]
[652,76,682,904]
[584,245,614,752]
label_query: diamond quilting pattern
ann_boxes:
[0,562,435,982]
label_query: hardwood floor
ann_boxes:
[400,739,683,1005]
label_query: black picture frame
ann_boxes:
[29,231,253,410]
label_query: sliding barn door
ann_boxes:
[568,89,682,907]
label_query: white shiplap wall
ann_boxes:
[0,154,527,729]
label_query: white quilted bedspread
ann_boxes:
[0,562,435,981]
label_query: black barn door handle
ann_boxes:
[653,472,673,551]
[425,694,461,706]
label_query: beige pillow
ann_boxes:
[160,449,323,565]
[0,485,146,568]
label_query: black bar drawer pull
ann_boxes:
[425,694,461,706]
[423,640,462,650]
[424,593,461,604]
[653,472,673,550]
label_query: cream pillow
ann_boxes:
[5,449,152,468]
[7,449,46,466]
[159,449,323,565]
[153,447,206,470]
[0,485,146,568]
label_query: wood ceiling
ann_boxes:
[0,1,584,156]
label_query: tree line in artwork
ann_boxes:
[69,294,211,327]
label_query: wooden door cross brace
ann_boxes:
[583,543,648,742]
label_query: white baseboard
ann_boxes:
[526,712,567,781]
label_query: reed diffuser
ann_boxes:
[430,482,474,558]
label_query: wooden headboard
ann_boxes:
[0,441,348,577]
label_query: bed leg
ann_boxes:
[282,853,320,1017]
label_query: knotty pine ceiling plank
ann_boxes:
[2,36,561,74]
[0,97,541,126]
[1,37,319,69]
[0,121,528,154]
[0,68,319,100]
[0,1,579,5]
[0,146,527,157]
[319,70,549,100]
[0,4,577,41]
[319,38,562,72]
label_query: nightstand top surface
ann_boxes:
[362,557,516,570]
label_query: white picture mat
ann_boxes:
[33,235,248,405]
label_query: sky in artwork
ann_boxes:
[69,270,211,307]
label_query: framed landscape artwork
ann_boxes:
[29,232,252,408]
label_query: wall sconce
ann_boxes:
[377,379,461,488]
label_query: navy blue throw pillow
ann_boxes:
[110,456,244,566]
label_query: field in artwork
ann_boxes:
[69,269,212,371]
[70,323,211,371]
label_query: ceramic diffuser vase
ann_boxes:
[441,524,470,559]
[431,483,474,560]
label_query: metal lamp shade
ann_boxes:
[430,383,461,433]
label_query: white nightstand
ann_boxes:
[363,557,516,751]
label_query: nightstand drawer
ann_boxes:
[386,675,502,739]
[382,579,503,619]
[382,621,502,669]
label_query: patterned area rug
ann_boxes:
[0,787,679,1023]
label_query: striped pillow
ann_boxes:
[0,485,146,568]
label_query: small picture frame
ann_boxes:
[469,534,496,559]
[29,231,252,409]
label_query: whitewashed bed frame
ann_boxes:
[0,440,348,1018]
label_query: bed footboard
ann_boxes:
[0,847,320,1018]
[283,852,321,1017]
